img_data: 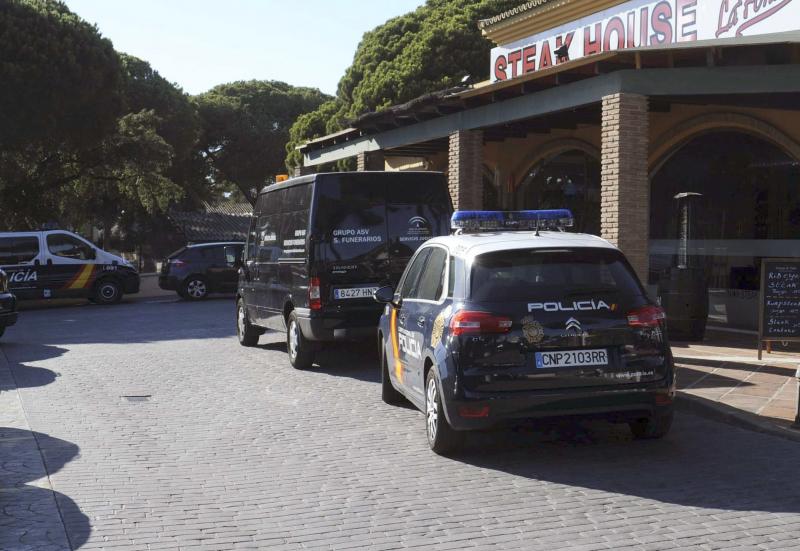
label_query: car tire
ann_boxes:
[381,345,404,405]
[287,310,314,369]
[237,299,260,347]
[629,410,673,439]
[425,369,463,455]
[93,279,122,305]
[182,276,208,300]
[0,326,5,338]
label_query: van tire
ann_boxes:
[93,279,122,305]
[287,310,314,369]
[182,276,208,300]
[237,299,260,347]
[381,346,404,405]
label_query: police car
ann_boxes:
[0,230,140,304]
[374,210,675,455]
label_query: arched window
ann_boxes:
[514,149,600,234]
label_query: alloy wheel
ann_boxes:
[187,279,206,298]
[426,377,438,443]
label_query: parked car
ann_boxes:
[0,268,18,338]
[0,230,139,304]
[159,242,244,300]
[375,209,675,455]
[236,171,453,369]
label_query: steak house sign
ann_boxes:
[491,0,799,81]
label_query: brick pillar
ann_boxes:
[600,93,650,283]
[448,129,483,210]
[356,151,385,171]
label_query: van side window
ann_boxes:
[0,236,39,265]
[399,248,431,299]
[257,216,280,262]
[46,234,94,260]
[416,247,447,301]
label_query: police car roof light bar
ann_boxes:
[451,209,574,233]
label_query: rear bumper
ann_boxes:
[296,310,379,342]
[442,381,674,431]
[0,293,18,328]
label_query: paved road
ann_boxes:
[2,299,800,551]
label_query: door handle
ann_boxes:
[417,316,426,327]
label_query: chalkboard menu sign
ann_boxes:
[758,259,800,359]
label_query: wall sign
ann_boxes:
[758,258,800,359]
[491,0,800,81]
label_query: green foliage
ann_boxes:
[285,0,520,171]
[0,0,122,151]
[196,80,330,204]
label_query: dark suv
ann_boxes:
[159,242,244,300]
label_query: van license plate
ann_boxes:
[334,287,380,299]
[535,349,608,369]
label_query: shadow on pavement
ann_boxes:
[0,427,90,549]
[1,342,66,389]
[451,414,800,514]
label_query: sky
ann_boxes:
[64,0,425,96]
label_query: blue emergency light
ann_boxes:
[451,209,574,232]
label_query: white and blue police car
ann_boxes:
[374,209,675,455]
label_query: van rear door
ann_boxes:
[385,172,452,284]
[0,234,43,299]
[312,174,388,308]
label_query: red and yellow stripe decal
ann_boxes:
[389,308,403,384]
[65,265,96,290]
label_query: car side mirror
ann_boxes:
[374,285,400,308]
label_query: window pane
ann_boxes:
[399,248,431,299]
[416,248,447,301]
[0,237,39,265]
[47,234,93,260]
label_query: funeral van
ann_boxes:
[236,171,452,369]
[0,230,140,304]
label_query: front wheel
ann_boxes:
[286,311,314,369]
[237,299,260,347]
[93,279,122,305]
[381,345,404,405]
[629,410,673,439]
[425,369,463,455]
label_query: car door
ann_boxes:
[0,234,44,299]
[402,246,449,397]
[392,247,431,401]
[43,232,98,298]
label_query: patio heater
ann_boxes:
[657,192,709,341]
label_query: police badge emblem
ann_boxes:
[521,315,544,344]
[431,312,445,347]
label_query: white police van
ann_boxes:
[0,230,140,304]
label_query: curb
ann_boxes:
[676,391,800,443]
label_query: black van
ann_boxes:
[236,171,452,368]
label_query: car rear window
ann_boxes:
[470,248,643,302]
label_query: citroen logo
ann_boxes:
[565,317,581,334]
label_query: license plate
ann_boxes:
[535,349,608,369]
[333,286,379,300]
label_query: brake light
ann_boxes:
[169,258,186,267]
[309,277,322,310]
[450,311,512,336]
[627,305,666,328]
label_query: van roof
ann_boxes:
[257,171,445,196]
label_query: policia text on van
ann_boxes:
[0,230,140,304]
[236,172,452,368]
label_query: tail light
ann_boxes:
[169,258,186,268]
[450,311,512,336]
[309,277,322,310]
[627,305,666,328]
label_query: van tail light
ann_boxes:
[450,311,512,336]
[627,305,666,328]
[309,277,322,310]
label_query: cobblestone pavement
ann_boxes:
[2,299,800,550]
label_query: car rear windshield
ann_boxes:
[470,248,643,302]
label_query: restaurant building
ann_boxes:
[298,0,800,330]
